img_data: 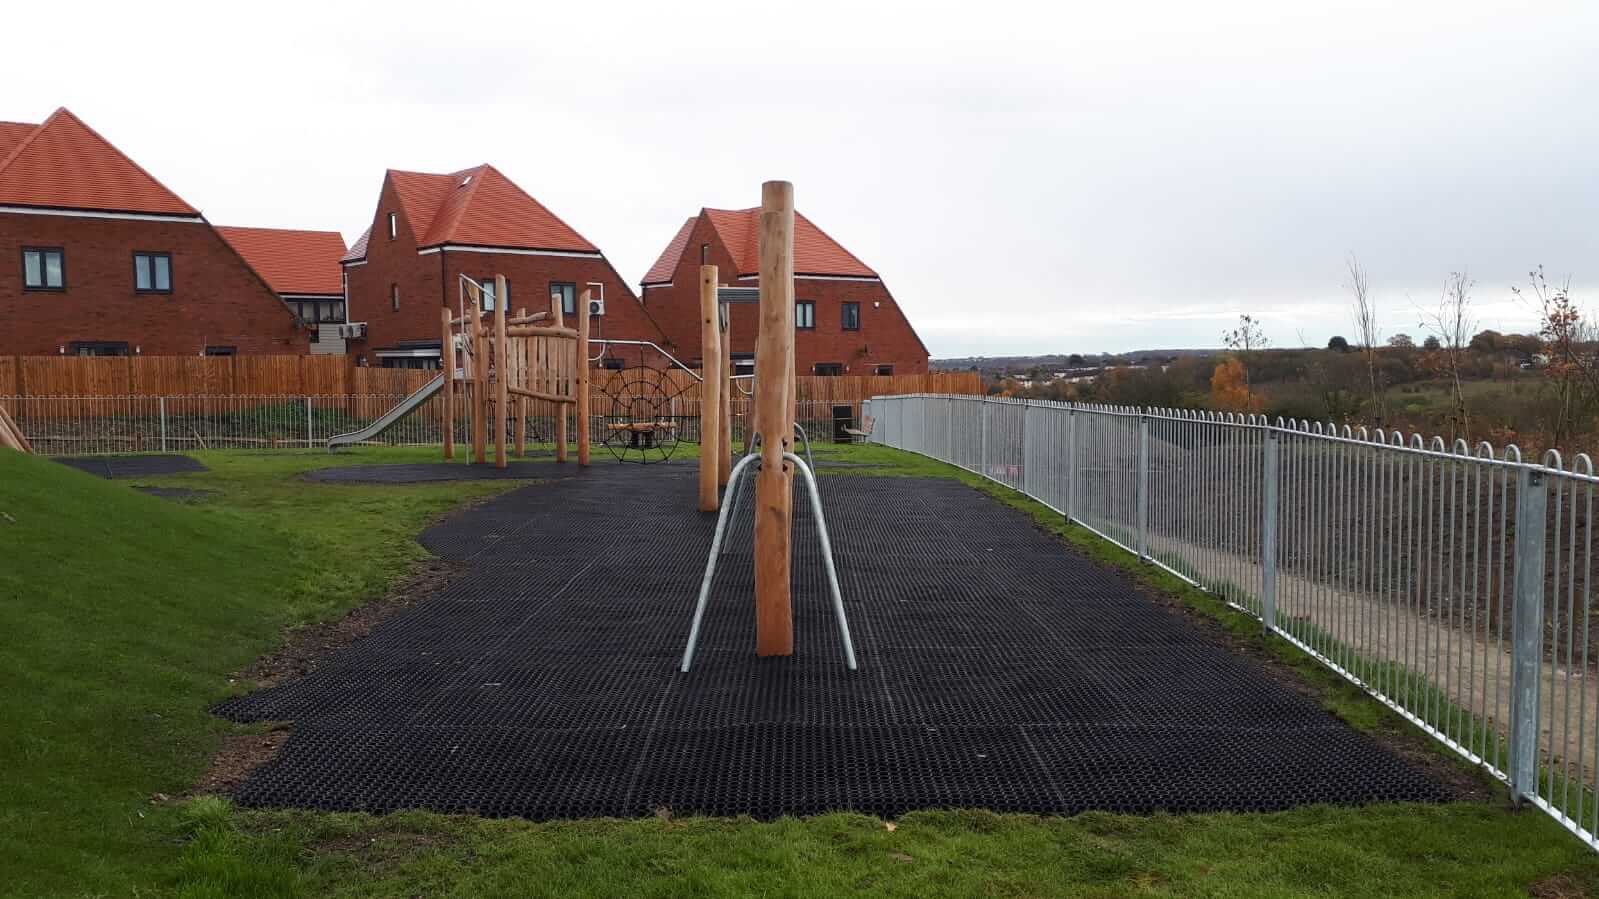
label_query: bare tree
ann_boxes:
[1222,314,1269,405]
[1418,270,1477,441]
[1345,253,1385,424]
[1516,266,1598,449]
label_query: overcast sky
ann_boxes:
[6,1,1593,357]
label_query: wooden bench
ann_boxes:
[841,415,875,444]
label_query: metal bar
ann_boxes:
[785,451,858,670]
[680,453,763,672]
[1137,414,1150,559]
[1511,465,1548,803]
[1262,428,1279,633]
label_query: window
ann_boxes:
[700,243,709,264]
[731,353,756,376]
[388,212,398,240]
[133,252,172,293]
[390,283,400,311]
[795,300,815,330]
[204,346,236,356]
[551,282,576,317]
[480,277,508,312]
[69,341,129,357]
[602,357,625,371]
[874,364,895,376]
[813,362,844,377]
[841,301,860,331]
[22,247,64,290]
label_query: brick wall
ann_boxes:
[0,211,309,355]
[640,214,930,375]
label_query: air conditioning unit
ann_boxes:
[588,298,605,316]
[338,322,368,340]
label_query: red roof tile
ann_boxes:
[216,226,347,296]
[0,121,36,162]
[701,207,877,278]
[641,217,696,284]
[0,108,198,215]
[388,165,598,253]
[343,226,371,263]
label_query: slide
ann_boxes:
[326,372,450,451]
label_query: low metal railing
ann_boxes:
[868,393,1599,851]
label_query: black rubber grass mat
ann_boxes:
[306,460,603,483]
[217,467,1451,819]
[53,454,207,478]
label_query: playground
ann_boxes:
[5,183,1599,896]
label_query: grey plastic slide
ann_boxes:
[326,372,446,450]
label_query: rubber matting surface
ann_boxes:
[307,460,599,483]
[216,466,1449,818]
[54,454,207,478]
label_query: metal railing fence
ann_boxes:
[868,393,1599,851]
[1,394,862,456]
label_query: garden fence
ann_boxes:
[867,393,1599,851]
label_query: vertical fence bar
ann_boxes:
[1511,465,1548,804]
[305,396,314,448]
[1261,427,1279,634]
[1067,408,1078,523]
[158,396,168,452]
[1137,413,1150,559]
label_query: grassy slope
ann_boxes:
[0,448,521,897]
[5,443,1599,896]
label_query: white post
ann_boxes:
[1261,428,1280,633]
[1510,465,1548,804]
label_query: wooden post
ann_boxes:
[441,305,455,460]
[493,276,508,469]
[552,289,568,462]
[698,265,722,512]
[719,293,732,486]
[577,288,591,466]
[514,308,527,457]
[754,180,796,657]
[467,281,486,464]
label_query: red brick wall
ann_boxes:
[0,211,309,355]
[345,175,674,363]
[640,214,930,375]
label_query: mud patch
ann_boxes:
[193,730,291,796]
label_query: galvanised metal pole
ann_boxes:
[158,396,168,453]
[1137,413,1150,559]
[981,399,988,479]
[1067,408,1078,523]
[1510,464,1548,804]
[1261,427,1280,634]
[305,396,314,448]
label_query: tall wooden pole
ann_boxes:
[467,281,486,464]
[514,307,527,457]
[551,288,568,462]
[493,276,508,469]
[698,265,722,512]
[754,180,795,657]
[577,288,591,466]
[441,304,455,460]
[719,292,732,487]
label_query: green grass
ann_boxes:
[5,442,1599,896]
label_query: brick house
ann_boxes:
[639,207,929,376]
[216,227,350,355]
[341,164,669,369]
[0,108,308,356]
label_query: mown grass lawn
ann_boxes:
[3,442,1598,897]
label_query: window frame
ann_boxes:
[550,281,577,317]
[133,251,173,294]
[388,212,398,240]
[21,246,66,292]
[874,364,895,376]
[841,301,860,331]
[795,300,816,330]
[480,277,508,312]
[813,362,845,377]
[203,345,237,357]
[390,283,400,312]
[68,341,130,357]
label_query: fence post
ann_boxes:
[1137,413,1150,559]
[1020,398,1029,494]
[1066,408,1078,523]
[305,396,314,448]
[1261,427,1280,633]
[946,395,954,461]
[981,399,988,478]
[158,396,168,453]
[1510,464,1548,805]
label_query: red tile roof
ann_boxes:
[216,226,347,296]
[0,122,36,161]
[387,164,598,253]
[0,108,198,215]
[701,207,877,278]
[641,217,696,285]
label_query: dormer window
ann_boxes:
[387,212,397,240]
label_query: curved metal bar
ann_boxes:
[794,422,816,475]
[680,452,764,672]
[784,451,858,671]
